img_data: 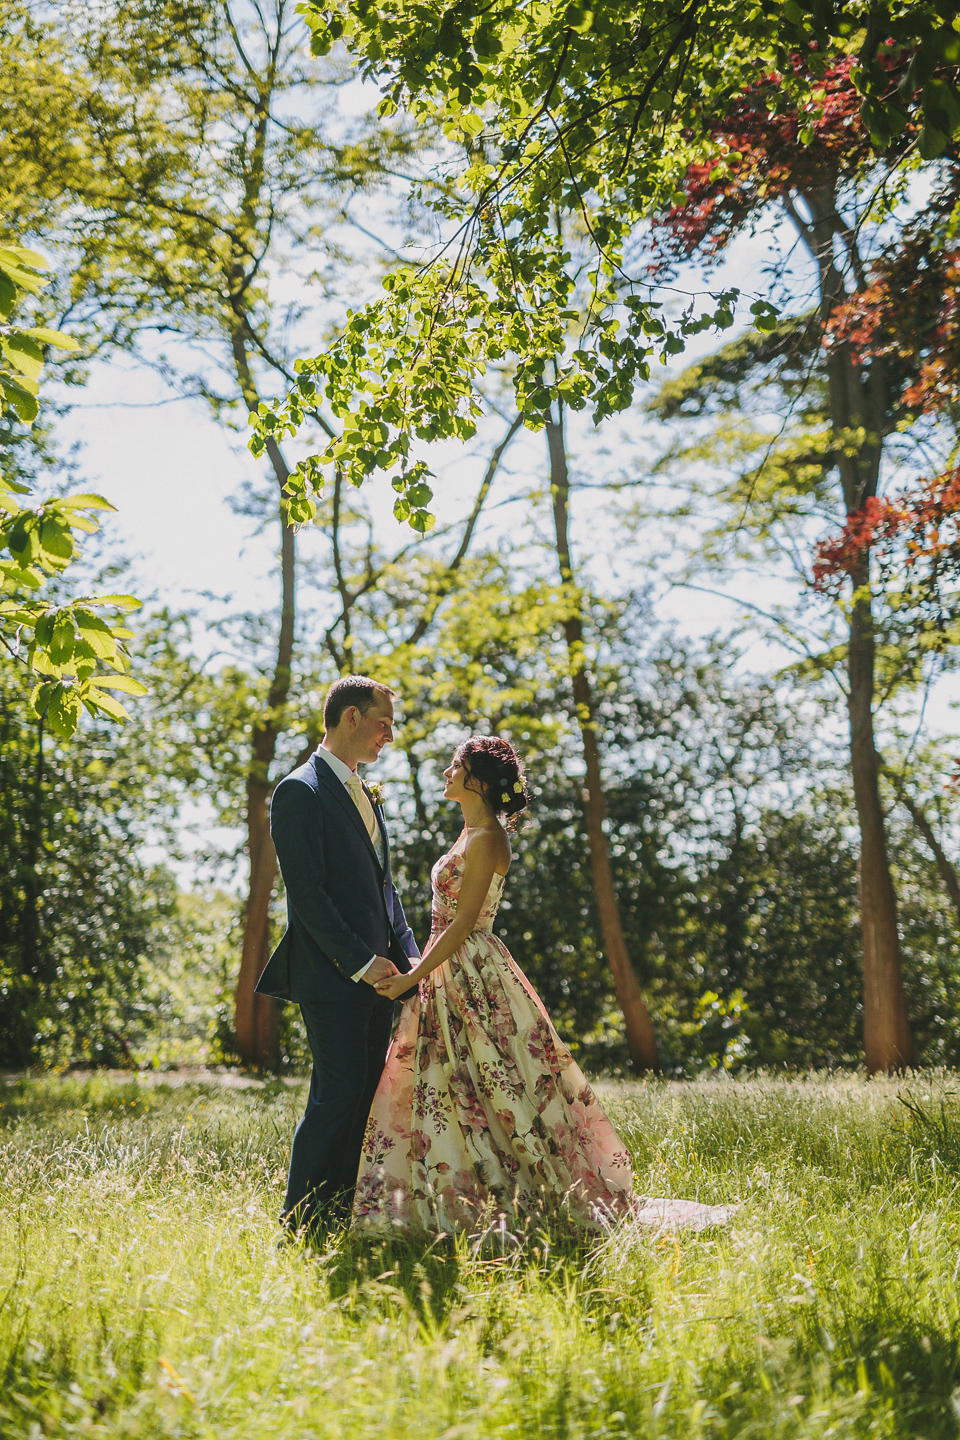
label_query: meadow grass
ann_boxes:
[2,1071,960,1438]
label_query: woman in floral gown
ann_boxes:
[353,736,733,1237]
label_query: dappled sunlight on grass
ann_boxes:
[2,1072,960,1436]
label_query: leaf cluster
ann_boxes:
[264,1,960,497]
[0,246,78,423]
[0,242,145,737]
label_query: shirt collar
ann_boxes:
[315,744,357,788]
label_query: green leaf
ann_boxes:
[39,518,74,564]
[89,674,148,697]
[20,325,80,353]
[0,273,15,320]
[0,247,52,296]
[0,246,50,275]
[46,686,84,739]
[49,612,76,664]
[564,6,593,34]
[34,612,55,647]
[84,690,133,721]
[84,593,141,610]
[30,680,57,716]
[62,493,115,513]
[1,372,39,422]
[2,334,45,381]
[405,481,434,507]
[919,122,949,160]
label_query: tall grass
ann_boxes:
[2,1071,960,1438]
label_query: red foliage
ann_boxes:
[656,54,873,266]
[823,238,960,409]
[812,468,960,599]
[901,253,960,413]
[657,44,960,623]
[812,495,907,592]
[656,47,960,422]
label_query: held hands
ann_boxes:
[375,969,419,1002]
[360,955,399,988]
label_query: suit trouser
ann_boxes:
[282,999,395,1229]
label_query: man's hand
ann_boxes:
[360,955,399,987]
[375,969,419,1002]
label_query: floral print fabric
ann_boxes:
[352,841,636,1235]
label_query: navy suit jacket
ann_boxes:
[255,753,419,1006]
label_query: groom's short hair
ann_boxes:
[324,675,396,731]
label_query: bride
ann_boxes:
[353,735,734,1237]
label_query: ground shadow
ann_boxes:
[317,1226,602,1332]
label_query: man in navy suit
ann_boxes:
[256,675,419,1235]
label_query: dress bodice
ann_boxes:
[430,841,506,936]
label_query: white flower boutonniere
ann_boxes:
[367,781,385,807]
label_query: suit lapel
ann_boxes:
[313,756,383,872]
[365,787,390,875]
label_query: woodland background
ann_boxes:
[4,0,960,1079]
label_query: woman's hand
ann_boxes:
[375,970,418,1001]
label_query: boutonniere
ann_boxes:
[367,781,385,807]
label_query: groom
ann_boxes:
[255,675,419,1235]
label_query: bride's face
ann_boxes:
[442,753,472,802]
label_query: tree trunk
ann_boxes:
[231,331,296,1069]
[21,716,43,982]
[795,186,915,1072]
[545,405,659,1073]
[847,574,915,1070]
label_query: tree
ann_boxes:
[544,404,658,1070]
[644,53,939,1070]
[351,561,960,1073]
[0,611,178,1067]
[249,14,960,1075]
[3,0,435,1064]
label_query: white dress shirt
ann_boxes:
[314,745,380,982]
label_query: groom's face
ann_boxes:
[355,696,395,764]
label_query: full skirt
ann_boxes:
[352,929,635,1235]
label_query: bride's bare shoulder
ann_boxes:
[464,823,511,875]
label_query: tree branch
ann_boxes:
[883,762,960,923]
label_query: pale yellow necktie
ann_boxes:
[345,773,381,852]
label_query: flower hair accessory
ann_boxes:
[513,780,523,793]
[501,791,511,804]
[367,781,385,807]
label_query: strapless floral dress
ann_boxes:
[351,840,640,1235]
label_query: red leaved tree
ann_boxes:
[652,49,960,1071]
[814,216,960,615]
[813,471,960,633]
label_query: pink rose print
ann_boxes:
[410,1129,429,1161]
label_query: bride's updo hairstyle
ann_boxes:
[457,735,530,829]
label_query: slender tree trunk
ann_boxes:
[545,405,659,1073]
[21,716,43,981]
[846,572,914,1069]
[796,186,915,1071]
[231,331,296,1068]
